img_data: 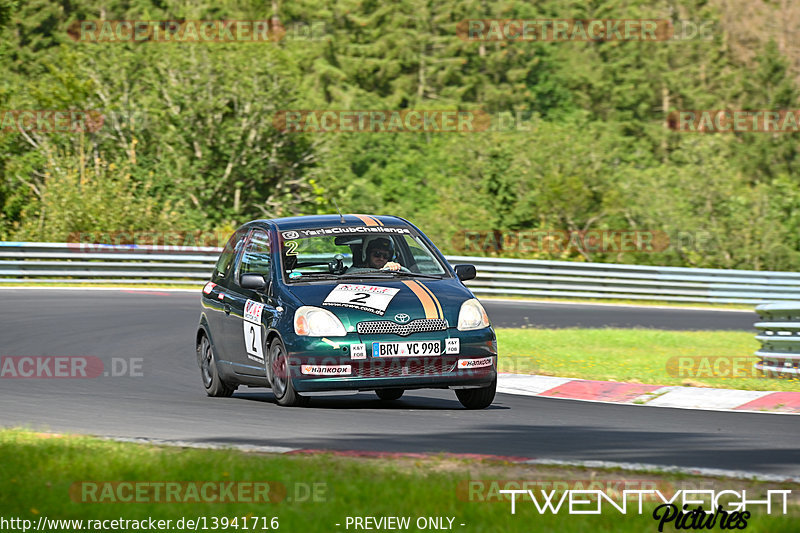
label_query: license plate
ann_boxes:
[372,341,441,357]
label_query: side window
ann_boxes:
[402,234,445,274]
[213,229,248,282]
[239,229,272,281]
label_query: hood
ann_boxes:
[284,277,473,327]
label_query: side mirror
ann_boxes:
[241,273,268,291]
[454,264,476,281]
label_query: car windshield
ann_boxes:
[279,228,449,282]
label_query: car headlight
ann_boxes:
[294,306,347,337]
[457,298,490,331]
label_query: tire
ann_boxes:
[375,388,404,401]
[268,337,309,407]
[455,377,496,409]
[198,334,235,397]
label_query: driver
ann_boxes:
[364,237,402,271]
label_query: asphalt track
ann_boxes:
[2,289,796,477]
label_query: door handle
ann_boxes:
[223,304,231,315]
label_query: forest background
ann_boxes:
[2,0,800,270]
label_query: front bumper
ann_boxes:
[285,328,497,393]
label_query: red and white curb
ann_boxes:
[498,374,800,414]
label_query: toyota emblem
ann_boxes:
[395,313,410,323]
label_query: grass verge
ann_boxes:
[496,328,800,392]
[1,430,798,532]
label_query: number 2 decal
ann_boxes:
[349,293,369,304]
[243,321,264,361]
[249,325,257,352]
[285,240,299,256]
[323,284,401,316]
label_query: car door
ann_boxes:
[203,227,249,363]
[223,227,279,376]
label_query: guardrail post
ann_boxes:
[754,303,800,377]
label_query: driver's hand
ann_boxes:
[381,261,401,271]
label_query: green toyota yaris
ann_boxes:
[196,214,497,408]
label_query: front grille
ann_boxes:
[354,358,456,378]
[357,318,447,337]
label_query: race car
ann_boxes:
[195,214,497,408]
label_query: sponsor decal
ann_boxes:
[446,338,460,355]
[458,357,493,369]
[243,300,265,323]
[218,292,225,300]
[202,282,216,295]
[242,300,265,361]
[301,365,351,376]
[350,343,367,360]
[323,284,400,316]
[281,227,410,239]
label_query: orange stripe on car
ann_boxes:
[416,281,444,319]
[351,214,381,226]
[401,280,439,319]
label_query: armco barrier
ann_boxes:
[0,242,219,285]
[2,242,800,304]
[448,255,800,304]
[754,303,800,376]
